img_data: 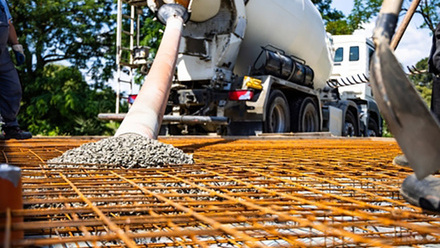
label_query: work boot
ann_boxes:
[393,154,409,167]
[400,174,440,212]
[2,126,32,140]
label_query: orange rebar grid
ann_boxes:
[0,136,440,247]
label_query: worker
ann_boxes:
[395,22,440,212]
[429,22,440,121]
[0,0,32,140]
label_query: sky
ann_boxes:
[331,0,432,70]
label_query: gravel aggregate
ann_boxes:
[47,134,194,168]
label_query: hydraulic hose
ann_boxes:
[115,13,184,139]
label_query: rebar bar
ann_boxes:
[0,137,439,247]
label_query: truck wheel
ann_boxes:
[264,90,290,133]
[367,118,380,137]
[343,110,358,137]
[292,97,320,132]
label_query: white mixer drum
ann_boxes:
[234,0,333,89]
[189,0,222,22]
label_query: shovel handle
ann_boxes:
[373,0,403,43]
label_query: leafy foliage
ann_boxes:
[322,0,383,34]
[312,0,345,23]
[10,0,116,84]
[138,10,164,58]
[412,0,440,32]
[327,0,440,35]
[22,64,117,135]
[9,0,118,135]
[349,0,382,30]
[311,0,355,34]
[326,19,357,35]
[409,58,433,106]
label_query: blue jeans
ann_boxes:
[0,5,21,127]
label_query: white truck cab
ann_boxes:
[331,35,375,101]
[325,35,382,137]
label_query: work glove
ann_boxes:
[12,44,25,66]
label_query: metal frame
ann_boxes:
[115,0,142,113]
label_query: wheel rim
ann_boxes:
[269,104,286,132]
[264,90,290,133]
[300,101,319,132]
[303,110,317,132]
[368,120,378,137]
[344,122,356,136]
[343,111,358,137]
[367,129,377,137]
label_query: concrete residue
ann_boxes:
[47,134,194,168]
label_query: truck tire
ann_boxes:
[264,90,290,133]
[292,97,320,132]
[367,118,380,137]
[343,110,358,137]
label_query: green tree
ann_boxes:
[324,0,440,35]
[340,0,440,33]
[348,0,382,30]
[409,58,433,106]
[11,0,116,85]
[312,0,345,23]
[23,64,117,135]
[138,10,164,58]
[323,0,383,34]
[326,19,357,35]
[414,0,440,32]
[311,0,355,34]
[9,0,118,135]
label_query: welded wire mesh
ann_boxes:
[1,137,439,247]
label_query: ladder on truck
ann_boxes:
[113,0,149,114]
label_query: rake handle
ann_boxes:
[391,0,421,50]
[373,0,403,43]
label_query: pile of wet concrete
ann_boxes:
[48,134,194,168]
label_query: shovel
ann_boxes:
[370,0,440,179]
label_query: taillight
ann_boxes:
[128,94,137,104]
[228,90,254,101]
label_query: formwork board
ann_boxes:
[0,137,439,247]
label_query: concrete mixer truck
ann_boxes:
[107,0,382,137]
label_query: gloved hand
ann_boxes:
[12,44,25,66]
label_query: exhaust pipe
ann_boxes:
[115,4,188,139]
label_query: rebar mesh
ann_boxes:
[1,137,439,247]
